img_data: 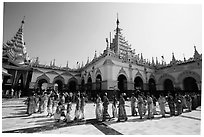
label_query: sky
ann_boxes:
[3,2,202,68]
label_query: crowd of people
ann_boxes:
[25,89,201,123]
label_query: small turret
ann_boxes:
[66,61,69,68]
[152,57,155,66]
[193,45,201,60]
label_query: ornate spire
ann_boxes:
[116,13,119,28]
[3,16,28,64]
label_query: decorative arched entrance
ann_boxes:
[163,79,174,91]
[96,74,102,91]
[134,76,143,90]
[149,78,156,91]
[36,74,50,91]
[177,70,201,91]
[183,77,198,91]
[118,74,127,93]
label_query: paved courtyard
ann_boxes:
[2,98,201,135]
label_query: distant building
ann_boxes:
[2,16,202,98]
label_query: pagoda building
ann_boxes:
[2,17,33,96]
[2,15,202,99]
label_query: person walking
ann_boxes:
[54,102,65,122]
[52,91,59,116]
[102,92,111,121]
[130,93,137,116]
[186,94,192,112]
[64,92,73,123]
[38,91,45,113]
[117,93,128,122]
[43,91,49,115]
[80,93,86,120]
[137,94,144,119]
[18,90,22,98]
[175,93,182,115]
[47,94,54,117]
[147,94,154,119]
[143,96,147,116]
[74,92,81,121]
[112,94,118,118]
[95,94,103,121]
[26,91,35,116]
[152,95,157,115]
[158,94,166,118]
[166,93,175,116]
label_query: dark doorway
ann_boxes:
[134,76,143,90]
[68,81,77,93]
[81,79,85,92]
[163,79,174,91]
[183,77,198,91]
[54,80,63,92]
[149,78,156,91]
[87,77,92,100]
[118,74,127,93]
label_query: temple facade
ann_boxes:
[2,17,202,97]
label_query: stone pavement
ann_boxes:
[2,98,201,135]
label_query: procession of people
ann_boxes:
[24,88,201,124]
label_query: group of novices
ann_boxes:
[25,90,86,122]
[96,91,200,122]
[26,90,200,123]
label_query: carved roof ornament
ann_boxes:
[103,59,114,65]
[119,67,127,76]
[95,68,101,75]
[86,57,89,64]
[94,50,97,59]
[136,70,142,77]
[149,73,155,79]
[170,52,177,65]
